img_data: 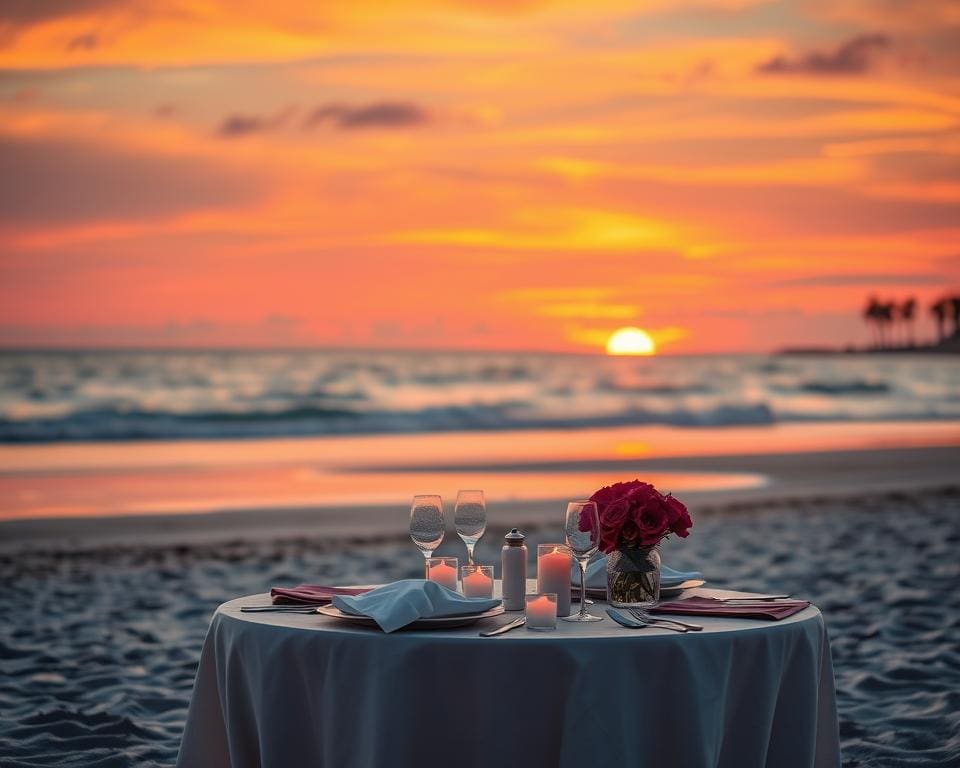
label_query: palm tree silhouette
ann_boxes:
[863,296,881,348]
[931,299,948,343]
[950,297,960,339]
[900,297,916,348]
[877,301,896,348]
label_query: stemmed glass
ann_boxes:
[563,500,603,622]
[410,495,445,577]
[454,490,486,565]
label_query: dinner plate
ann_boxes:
[574,578,706,600]
[660,579,706,597]
[316,604,505,630]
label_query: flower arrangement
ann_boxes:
[584,479,693,554]
[584,480,692,606]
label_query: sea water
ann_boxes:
[0,349,957,442]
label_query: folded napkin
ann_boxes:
[271,584,371,605]
[332,579,501,633]
[652,596,810,621]
[571,554,703,590]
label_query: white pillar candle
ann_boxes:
[426,557,459,591]
[537,544,572,617]
[525,593,557,630]
[461,565,495,598]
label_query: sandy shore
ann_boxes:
[2,485,959,767]
[2,427,959,767]
[3,443,957,549]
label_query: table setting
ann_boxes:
[177,480,841,768]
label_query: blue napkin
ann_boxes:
[571,555,702,590]
[331,579,501,633]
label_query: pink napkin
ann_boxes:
[271,584,371,605]
[652,596,810,621]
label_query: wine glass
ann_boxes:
[563,500,602,622]
[454,490,486,565]
[410,495,445,577]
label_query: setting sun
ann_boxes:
[605,327,656,356]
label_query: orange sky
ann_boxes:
[1,0,958,353]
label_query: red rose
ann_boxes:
[665,495,692,538]
[620,520,640,543]
[588,479,692,552]
[635,500,671,547]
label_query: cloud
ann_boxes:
[217,101,429,138]
[217,106,295,137]
[219,115,275,138]
[67,32,99,51]
[0,136,261,224]
[757,34,891,75]
[775,272,946,287]
[303,102,429,130]
[0,315,313,348]
[0,0,119,26]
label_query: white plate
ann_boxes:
[316,604,505,630]
[660,579,706,597]
[574,578,706,600]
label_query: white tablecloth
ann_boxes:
[177,585,840,768]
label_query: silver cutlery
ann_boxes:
[628,609,702,631]
[717,595,791,602]
[630,608,703,632]
[479,617,526,637]
[605,608,688,632]
[241,605,321,613]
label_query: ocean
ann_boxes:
[2,350,959,767]
[2,349,958,443]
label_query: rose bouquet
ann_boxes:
[583,479,692,553]
[583,480,693,606]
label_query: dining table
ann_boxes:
[177,582,840,768]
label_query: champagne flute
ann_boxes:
[454,490,486,565]
[563,500,602,622]
[410,495,445,577]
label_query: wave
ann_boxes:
[798,379,891,396]
[1,350,958,442]
[3,400,958,442]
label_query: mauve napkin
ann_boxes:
[271,584,371,605]
[652,596,810,621]
[332,579,501,633]
[572,555,703,590]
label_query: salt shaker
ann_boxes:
[501,528,527,611]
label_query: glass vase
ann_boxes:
[606,546,661,607]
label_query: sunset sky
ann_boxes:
[1,0,958,354]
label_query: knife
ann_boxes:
[241,605,322,613]
[717,594,792,602]
[479,617,526,636]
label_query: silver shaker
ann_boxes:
[501,528,527,611]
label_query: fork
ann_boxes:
[606,608,688,632]
[628,608,702,631]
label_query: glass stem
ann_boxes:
[424,552,432,579]
[466,543,475,566]
[579,559,588,618]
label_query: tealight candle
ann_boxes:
[525,593,557,631]
[426,557,459,591]
[460,565,495,598]
[537,544,572,617]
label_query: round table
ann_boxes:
[177,586,840,768]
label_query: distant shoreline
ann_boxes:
[779,336,960,355]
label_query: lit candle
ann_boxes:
[461,565,495,598]
[525,593,557,630]
[427,557,459,591]
[537,544,572,617]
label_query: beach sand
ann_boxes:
[1,431,959,767]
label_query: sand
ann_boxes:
[2,443,957,548]
[1,442,959,766]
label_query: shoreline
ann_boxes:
[3,443,957,549]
